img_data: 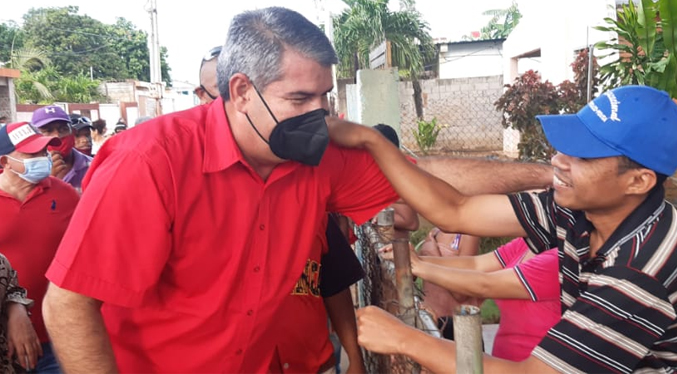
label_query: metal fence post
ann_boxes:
[392,238,416,327]
[453,305,483,374]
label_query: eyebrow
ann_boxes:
[286,87,334,97]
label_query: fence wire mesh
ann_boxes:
[355,220,441,374]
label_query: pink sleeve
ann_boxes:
[494,238,530,268]
[513,248,560,302]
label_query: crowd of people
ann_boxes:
[0,5,676,374]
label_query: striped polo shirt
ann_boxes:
[509,186,677,373]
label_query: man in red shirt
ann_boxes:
[0,122,79,372]
[42,8,398,374]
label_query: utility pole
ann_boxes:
[147,0,162,84]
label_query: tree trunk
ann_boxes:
[412,78,424,119]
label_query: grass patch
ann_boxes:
[481,299,500,324]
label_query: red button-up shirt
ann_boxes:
[47,99,398,373]
[0,177,79,342]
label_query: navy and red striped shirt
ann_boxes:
[510,187,677,373]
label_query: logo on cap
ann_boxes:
[589,91,621,123]
[8,124,37,145]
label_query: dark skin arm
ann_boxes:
[324,289,366,374]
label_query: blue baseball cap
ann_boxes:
[537,85,677,175]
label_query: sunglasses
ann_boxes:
[72,116,92,126]
[202,46,222,63]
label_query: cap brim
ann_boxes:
[15,135,61,154]
[74,124,94,131]
[537,113,622,158]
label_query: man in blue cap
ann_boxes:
[328,85,677,373]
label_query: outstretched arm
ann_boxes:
[324,289,365,374]
[357,306,558,374]
[327,119,547,237]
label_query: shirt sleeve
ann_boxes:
[494,238,530,268]
[508,190,559,254]
[46,148,173,308]
[532,266,675,373]
[513,248,560,302]
[320,216,365,298]
[327,147,400,225]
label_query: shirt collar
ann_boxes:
[71,150,91,172]
[203,98,245,173]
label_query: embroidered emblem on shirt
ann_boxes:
[291,259,321,297]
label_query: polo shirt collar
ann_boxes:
[203,98,245,173]
[595,184,665,258]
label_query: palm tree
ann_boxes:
[333,0,435,118]
[479,2,521,40]
[9,47,54,103]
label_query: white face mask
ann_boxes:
[6,155,53,184]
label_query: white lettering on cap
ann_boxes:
[589,91,621,122]
[45,107,56,114]
[8,124,37,145]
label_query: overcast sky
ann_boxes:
[2,0,514,85]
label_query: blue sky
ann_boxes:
[2,0,513,85]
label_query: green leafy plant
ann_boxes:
[495,49,598,161]
[594,0,677,97]
[413,117,440,155]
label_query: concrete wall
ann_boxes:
[345,68,401,134]
[0,78,15,123]
[399,75,505,152]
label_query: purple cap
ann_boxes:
[31,105,71,128]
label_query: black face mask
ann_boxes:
[245,85,329,166]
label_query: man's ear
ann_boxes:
[625,168,658,196]
[229,73,253,113]
[0,155,9,170]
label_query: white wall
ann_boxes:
[439,41,504,79]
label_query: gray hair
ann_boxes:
[217,7,338,101]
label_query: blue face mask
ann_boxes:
[7,155,53,184]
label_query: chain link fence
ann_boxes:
[397,76,516,158]
[354,211,441,374]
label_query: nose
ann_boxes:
[551,152,571,170]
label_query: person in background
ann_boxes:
[69,114,94,157]
[0,116,7,127]
[0,122,79,373]
[0,253,41,373]
[381,237,560,361]
[417,229,481,340]
[31,106,92,192]
[194,46,220,105]
[91,119,108,156]
[113,121,127,134]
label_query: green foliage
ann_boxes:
[332,0,435,79]
[463,1,521,41]
[413,117,440,155]
[480,299,500,324]
[53,73,105,103]
[494,50,599,161]
[17,6,171,85]
[0,21,26,64]
[595,0,677,97]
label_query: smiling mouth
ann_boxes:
[553,174,571,188]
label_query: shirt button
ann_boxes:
[247,309,254,316]
[236,349,243,355]
[259,224,265,230]
[253,266,260,272]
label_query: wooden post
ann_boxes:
[453,305,483,374]
[392,238,416,327]
[375,207,395,249]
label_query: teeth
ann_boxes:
[553,175,570,187]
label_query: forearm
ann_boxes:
[361,131,471,230]
[43,283,118,373]
[324,289,364,367]
[417,156,553,195]
[414,262,528,300]
[419,255,479,270]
